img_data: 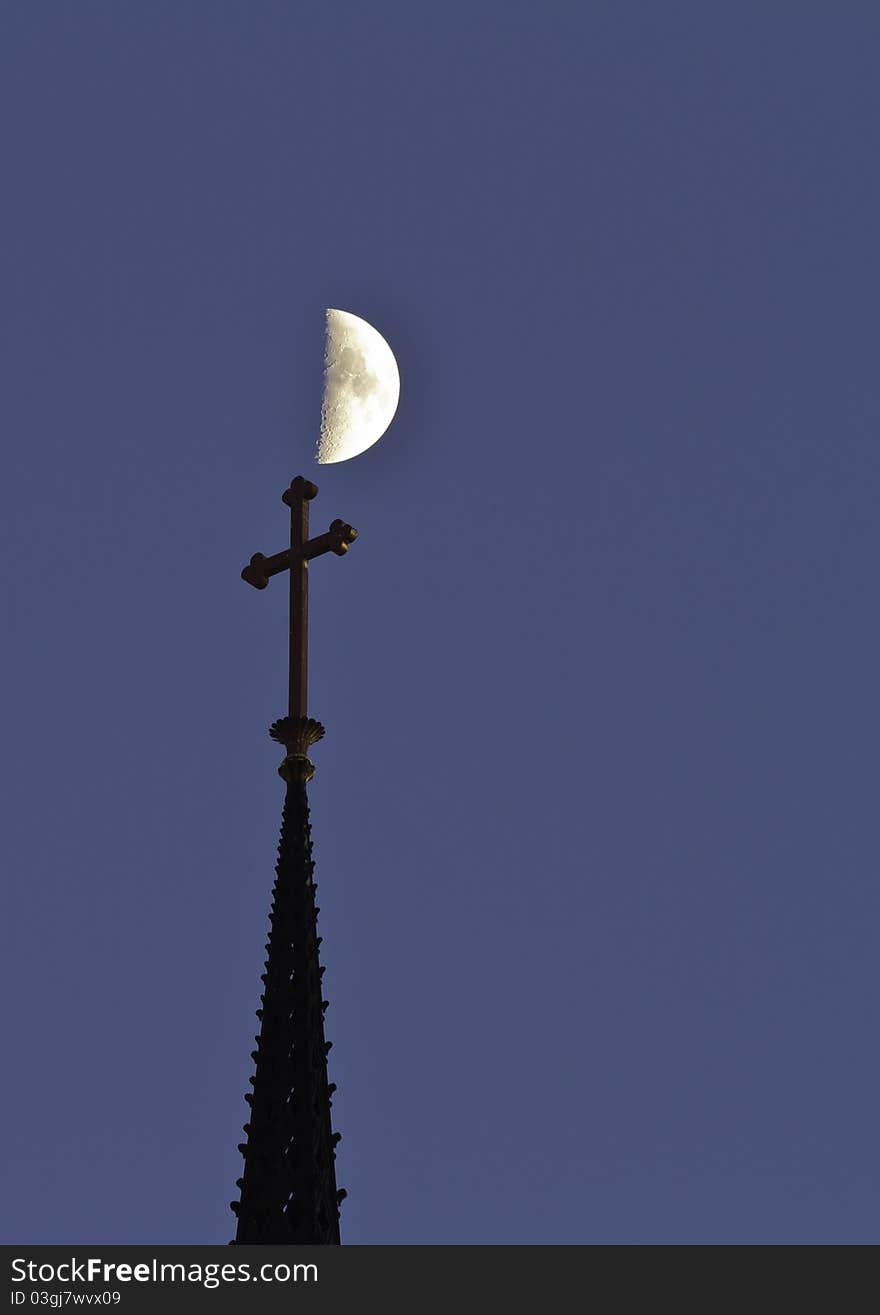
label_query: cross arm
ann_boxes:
[241,521,358,588]
[241,548,290,590]
[302,519,358,560]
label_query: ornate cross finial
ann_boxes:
[242,476,357,777]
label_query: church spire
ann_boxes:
[231,476,356,1244]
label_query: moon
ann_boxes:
[317,309,400,464]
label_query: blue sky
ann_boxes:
[2,1,879,1243]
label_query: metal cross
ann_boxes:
[242,476,357,764]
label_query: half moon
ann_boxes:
[317,308,401,464]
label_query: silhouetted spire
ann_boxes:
[231,734,343,1242]
[231,478,356,1244]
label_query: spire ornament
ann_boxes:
[269,716,326,784]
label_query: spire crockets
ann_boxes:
[231,477,357,1244]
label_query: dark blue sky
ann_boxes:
[2,2,878,1244]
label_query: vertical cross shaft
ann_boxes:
[286,475,315,721]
